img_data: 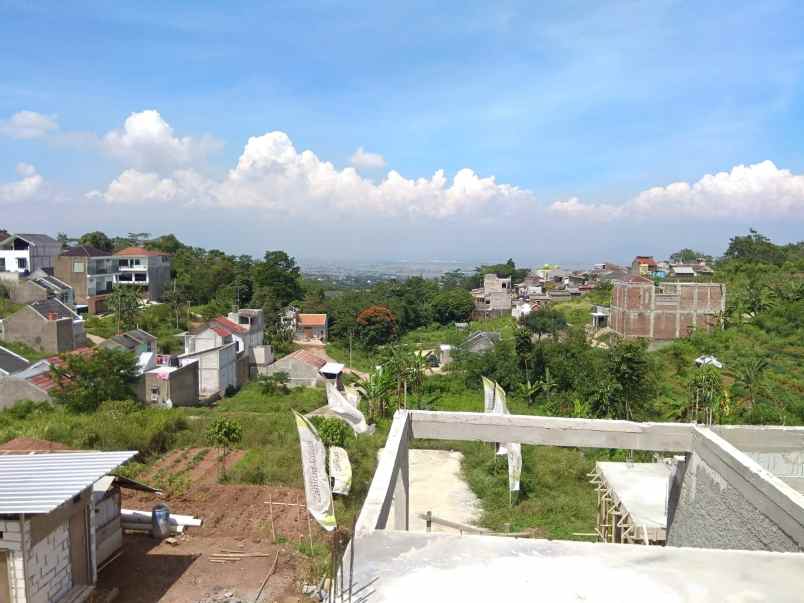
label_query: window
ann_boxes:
[0,258,5,271]
[150,386,160,402]
[73,262,85,273]
[17,258,27,270]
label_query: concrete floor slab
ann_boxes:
[347,531,804,602]
[597,461,671,529]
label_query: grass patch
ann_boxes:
[0,339,48,362]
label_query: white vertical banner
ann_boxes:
[494,381,509,456]
[326,382,370,434]
[507,442,522,493]
[482,376,496,413]
[329,446,352,496]
[292,410,337,531]
[344,385,361,408]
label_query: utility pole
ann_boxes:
[348,329,353,368]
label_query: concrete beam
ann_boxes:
[410,411,694,452]
[355,410,410,535]
[692,427,804,547]
[713,425,804,452]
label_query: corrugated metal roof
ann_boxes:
[0,450,137,514]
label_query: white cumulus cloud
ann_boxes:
[350,146,387,169]
[0,163,44,203]
[102,110,221,170]
[92,130,530,218]
[0,111,59,139]
[549,160,804,221]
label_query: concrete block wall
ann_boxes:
[0,519,27,603]
[667,428,804,552]
[26,521,71,603]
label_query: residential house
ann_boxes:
[263,349,342,388]
[0,345,29,376]
[0,233,62,274]
[136,362,199,407]
[295,313,328,342]
[472,274,513,319]
[0,347,95,410]
[461,331,501,353]
[669,263,715,282]
[0,298,85,354]
[610,276,726,341]
[113,247,171,301]
[101,328,157,355]
[177,343,237,400]
[54,245,118,313]
[2,268,74,307]
[0,449,136,603]
[590,305,610,330]
[631,256,658,277]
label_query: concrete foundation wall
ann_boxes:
[0,377,50,410]
[26,522,71,603]
[1,308,74,354]
[0,520,27,603]
[667,428,804,552]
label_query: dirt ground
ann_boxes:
[97,448,319,602]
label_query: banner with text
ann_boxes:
[326,382,370,434]
[329,446,352,496]
[293,410,337,531]
[507,442,522,492]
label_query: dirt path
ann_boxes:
[386,449,481,534]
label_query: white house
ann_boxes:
[178,343,237,399]
[0,233,62,274]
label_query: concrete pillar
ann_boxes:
[393,435,410,531]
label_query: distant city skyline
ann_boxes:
[2,2,804,262]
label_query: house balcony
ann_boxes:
[118,264,148,271]
[114,273,149,285]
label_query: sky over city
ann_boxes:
[2,1,804,265]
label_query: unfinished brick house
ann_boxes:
[609,275,725,341]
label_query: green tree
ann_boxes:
[79,231,114,252]
[670,248,712,264]
[730,355,770,409]
[50,348,140,413]
[206,417,243,479]
[605,340,655,420]
[522,306,567,342]
[258,371,290,395]
[356,305,398,347]
[687,365,725,423]
[431,288,474,324]
[252,250,303,308]
[355,368,393,420]
[108,285,143,332]
[723,229,785,266]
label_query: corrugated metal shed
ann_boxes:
[0,451,136,514]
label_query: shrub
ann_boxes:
[309,416,352,448]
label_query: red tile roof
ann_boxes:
[288,349,327,369]
[114,246,168,257]
[27,347,94,392]
[633,256,657,266]
[212,316,248,334]
[297,313,327,327]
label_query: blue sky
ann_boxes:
[2,1,804,266]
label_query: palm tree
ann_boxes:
[731,356,769,409]
[355,369,393,420]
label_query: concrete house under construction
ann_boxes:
[343,410,804,601]
[609,276,725,341]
